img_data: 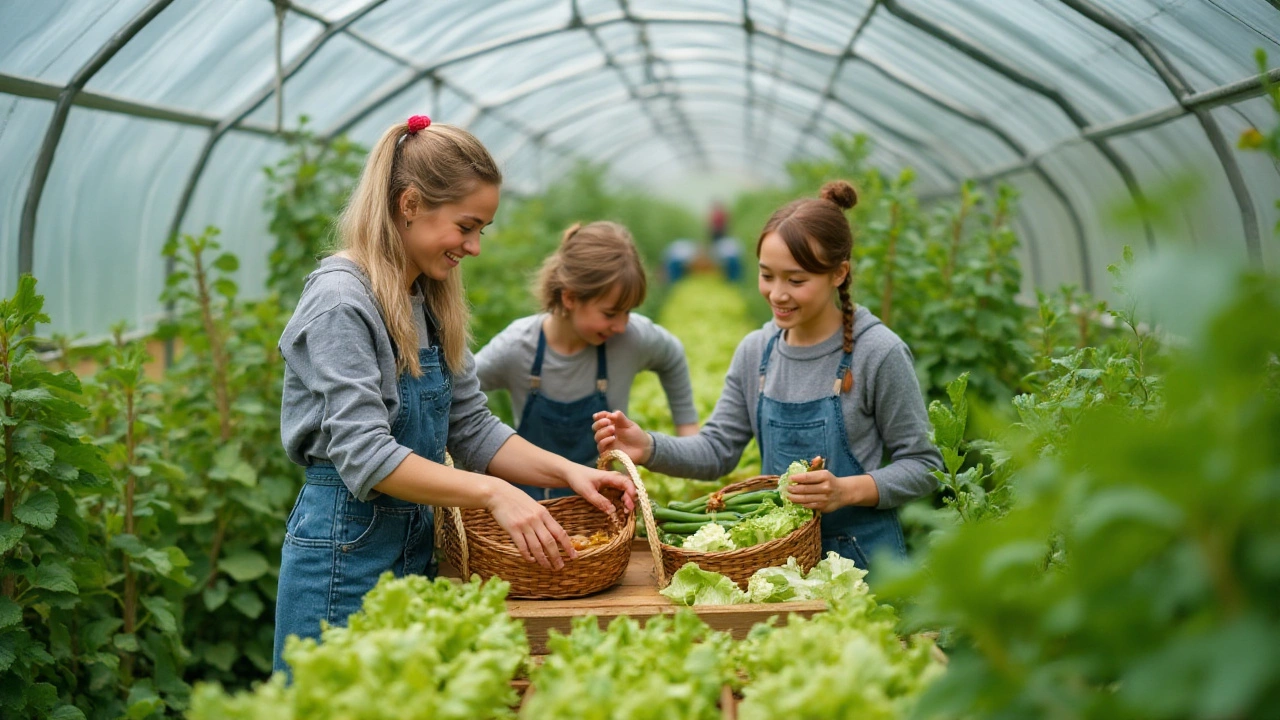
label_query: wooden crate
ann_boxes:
[441,538,826,655]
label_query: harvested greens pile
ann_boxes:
[655,458,818,551]
[660,552,868,606]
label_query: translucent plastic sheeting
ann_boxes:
[1005,169,1085,293]
[0,0,152,83]
[87,0,323,118]
[860,11,1083,155]
[833,63,1023,173]
[1210,99,1280,270]
[1038,141,1154,291]
[0,97,55,298]
[243,34,405,132]
[897,0,1178,124]
[2,0,1280,340]
[351,0,572,62]
[1106,115,1254,262]
[1103,0,1280,89]
[33,109,208,338]
[346,82,477,145]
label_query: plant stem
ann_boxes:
[192,244,233,443]
[121,383,137,680]
[2,331,15,599]
[881,202,901,327]
[192,240,237,587]
[943,197,972,295]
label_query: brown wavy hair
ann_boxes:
[756,180,860,356]
[535,221,647,314]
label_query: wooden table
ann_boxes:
[441,538,828,654]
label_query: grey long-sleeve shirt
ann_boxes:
[647,306,941,510]
[475,313,698,427]
[279,257,516,500]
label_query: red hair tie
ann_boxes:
[407,115,431,134]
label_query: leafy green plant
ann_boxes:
[0,277,116,719]
[523,611,735,720]
[262,118,364,305]
[885,260,1280,719]
[733,598,942,719]
[926,373,1013,525]
[189,573,528,720]
[158,228,295,687]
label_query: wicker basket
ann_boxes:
[635,472,822,590]
[434,450,637,599]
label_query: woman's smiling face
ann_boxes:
[757,231,845,333]
[399,182,499,282]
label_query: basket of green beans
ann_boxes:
[634,458,824,590]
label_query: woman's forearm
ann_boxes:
[373,453,503,508]
[486,435,576,488]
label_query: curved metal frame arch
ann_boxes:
[484,46,970,186]
[17,0,176,282]
[497,68,966,191]
[1058,0,1263,264]
[9,0,1278,305]
[878,0,1156,291]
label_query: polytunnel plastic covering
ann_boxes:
[0,0,1278,340]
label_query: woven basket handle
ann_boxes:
[599,449,665,587]
[432,454,469,579]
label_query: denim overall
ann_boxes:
[273,308,449,673]
[513,328,608,500]
[756,329,906,570]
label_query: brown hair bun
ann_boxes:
[561,222,582,245]
[820,180,858,210]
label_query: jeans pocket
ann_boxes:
[285,484,337,549]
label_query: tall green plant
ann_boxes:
[159,229,294,687]
[262,118,364,305]
[0,277,117,719]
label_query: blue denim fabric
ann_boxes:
[756,330,906,570]
[513,329,608,500]
[273,345,449,673]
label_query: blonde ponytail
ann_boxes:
[338,121,501,375]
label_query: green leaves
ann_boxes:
[217,551,269,583]
[13,490,58,529]
[24,562,77,594]
[191,574,529,720]
[526,611,735,720]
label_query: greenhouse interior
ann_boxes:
[2,0,1279,717]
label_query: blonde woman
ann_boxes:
[476,221,699,500]
[274,116,634,672]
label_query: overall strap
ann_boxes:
[595,342,608,393]
[422,303,440,348]
[530,328,548,390]
[758,328,784,392]
[833,346,854,395]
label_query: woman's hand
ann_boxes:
[592,410,653,465]
[485,483,577,570]
[564,465,637,517]
[785,470,880,513]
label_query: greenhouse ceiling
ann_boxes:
[2,0,1279,339]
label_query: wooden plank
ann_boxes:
[442,538,828,655]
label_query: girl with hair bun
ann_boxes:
[592,181,941,571]
[274,118,634,673]
[476,221,699,500]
